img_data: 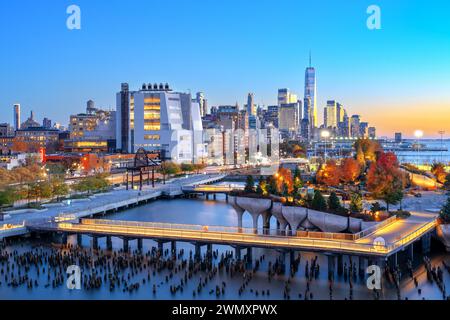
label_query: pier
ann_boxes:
[26,210,438,265]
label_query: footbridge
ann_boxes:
[26,213,437,262]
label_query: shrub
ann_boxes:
[327,192,342,212]
[311,190,327,211]
[244,175,255,193]
[350,193,363,213]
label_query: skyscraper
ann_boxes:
[338,110,350,138]
[350,115,361,138]
[13,104,21,131]
[279,102,300,135]
[368,127,376,139]
[304,54,317,130]
[278,88,298,106]
[359,122,369,138]
[246,93,255,116]
[324,100,338,129]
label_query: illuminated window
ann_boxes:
[143,124,161,131]
[144,134,160,140]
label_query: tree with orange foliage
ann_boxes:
[431,162,447,184]
[292,145,305,158]
[366,152,406,211]
[11,140,28,153]
[354,138,382,163]
[340,158,361,184]
[316,159,341,187]
[11,140,41,153]
[275,167,293,195]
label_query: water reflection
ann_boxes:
[1,194,449,300]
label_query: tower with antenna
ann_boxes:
[303,50,317,139]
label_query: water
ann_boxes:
[1,194,450,300]
[395,139,450,165]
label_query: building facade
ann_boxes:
[116,83,204,164]
[324,100,338,129]
[304,66,317,129]
[67,101,116,153]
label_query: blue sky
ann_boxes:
[1,0,450,137]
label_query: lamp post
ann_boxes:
[321,130,330,160]
[414,130,423,167]
[438,130,445,163]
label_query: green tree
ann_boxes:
[327,192,342,212]
[0,187,19,210]
[159,161,181,184]
[311,190,327,211]
[181,163,195,173]
[72,174,110,195]
[27,183,40,203]
[38,181,53,199]
[384,189,404,211]
[440,197,450,224]
[370,202,385,214]
[266,176,278,195]
[51,178,69,201]
[293,168,303,196]
[244,175,255,193]
[350,193,363,213]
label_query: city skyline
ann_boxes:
[1,0,450,138]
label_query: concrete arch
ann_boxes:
[241,210,254,229]
[281,206,308,234]
[235,197,272,232]
[307,209,348,233]
[228,196,245,229]
[271,202,288,233]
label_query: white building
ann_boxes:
[116,83,205,164]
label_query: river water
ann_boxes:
[1,191,450,300]
[395,139,450,165]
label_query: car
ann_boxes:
[414,193,422,198]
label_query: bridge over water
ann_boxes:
[26,210,437,271]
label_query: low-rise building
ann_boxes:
[66,100,116,153]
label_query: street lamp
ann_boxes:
[438,130,445,163]
[414,130,423,167]
[321,130,330,160]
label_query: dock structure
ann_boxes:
[26,213,437,268]
[0,174,227,240]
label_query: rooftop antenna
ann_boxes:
[309,50,312,68]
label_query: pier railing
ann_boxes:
[182,184,244,192]
[57,219,390,255]
[386,219,437,251]
[353,215,398,240]
[25,214,437,257]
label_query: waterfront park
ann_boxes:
[1,138,450,300]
